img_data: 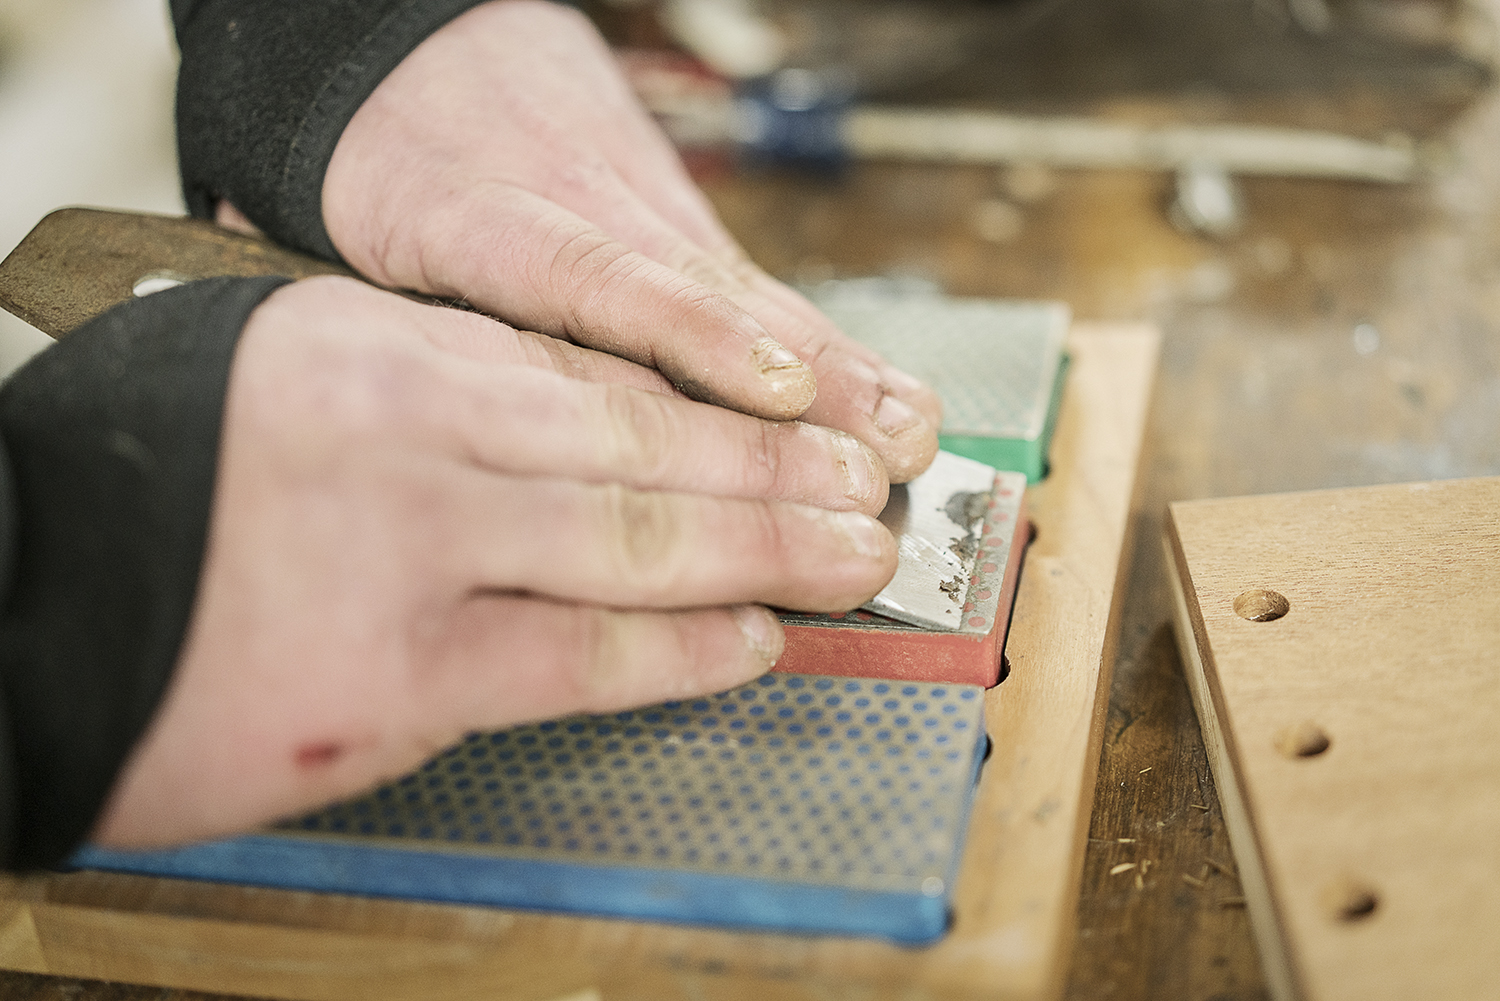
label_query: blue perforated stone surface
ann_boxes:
[290,674,982,891]
[74,674,989,943]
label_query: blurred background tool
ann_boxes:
[602,0,1493,101]
[620,51,1425,239]
[602,0,1488,235]
[626,55,1426,183]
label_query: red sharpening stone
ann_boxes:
[774,471,1029,687]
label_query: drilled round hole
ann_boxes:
[1275,721,1331,758]
[1233,589,1289,621]
[1322,878,1379,923]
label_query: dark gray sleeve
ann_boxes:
[171,0,490,261]
[0,276,290,870]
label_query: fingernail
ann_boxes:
[873,392,921,435]
[829,510,886,559]
[834,434,878,503]
[751,338,817,418]
[732,604,784,667]
[753,337,808,373]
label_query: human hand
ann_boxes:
[92,277,895,847]
[313,0,942,482]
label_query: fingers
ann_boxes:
[434,359,887,514]
[793,342,942,484]
[447,476,896,613]
[287,279,889,513]
[427,597,780,732]
[239,278,897,606]
[282,275,683,397]
[413,185,938,482]
[245,277,889,519]
[738,268,946,430]
[403,294,682,398]
[398,190,819,422]
[680,280,943,483]
[511,157,945,482]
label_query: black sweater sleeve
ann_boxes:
[172,0,489,260]
[0,276,289,870]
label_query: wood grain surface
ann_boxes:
[1167,478,1500,1001]
[5,0,1500,996]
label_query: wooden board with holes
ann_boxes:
[0,210,1158,1001]
[1164,478,1500,1001]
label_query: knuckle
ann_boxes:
[258,338,423,448]
[599,385,676,480]
[538,223,744,352]
[670,250,745,296]
[570,609,704,710]
[543,229,638,315]
[753,501,792,560]
[567,606,618,701]
[746,421,782,494]
[649,619,709,699]
[792,327,832,370]
[661,277,730,318]
[725,252,765,290]
[322,346,431,438]
[598,485,683,595]
[550,152,617,200]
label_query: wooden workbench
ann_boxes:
[0,194,1161,1001]
[4,0,1500,996]
[0,317,1155,999]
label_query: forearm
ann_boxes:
[0,277,288,869]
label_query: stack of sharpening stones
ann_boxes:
[75,286,1071,946]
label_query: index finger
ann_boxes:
[430,351,890,515]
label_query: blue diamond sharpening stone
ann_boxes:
[73,673,988,945]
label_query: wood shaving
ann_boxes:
[1189,803,1210,811]
[1116,838,1136,844]
[1134,871,1144,890]
[1109,862,1136,876]
[1182,874,1206,888]
[1138,766,1153,774]
[1206,857,1235,876]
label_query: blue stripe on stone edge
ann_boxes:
[71,835,953,945]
